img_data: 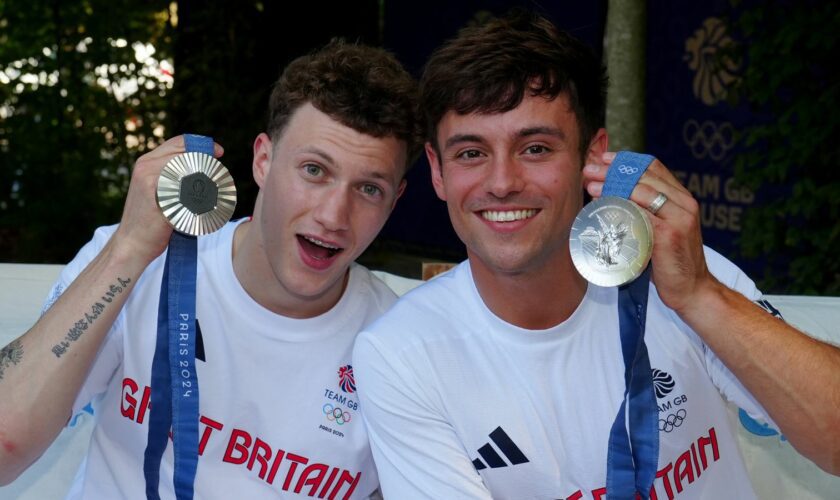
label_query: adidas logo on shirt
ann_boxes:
[472,426,529,471]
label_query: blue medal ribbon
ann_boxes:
[602,151,659,499]
[144,134,212,499]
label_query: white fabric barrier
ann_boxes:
[1,263,838,499]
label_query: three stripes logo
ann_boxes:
[472,426,529,471]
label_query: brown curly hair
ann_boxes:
[420,10,608,162]
[267,39,423,172]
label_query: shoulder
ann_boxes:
[382,262,468,320]
[345,263,402,322]
[198,218,241,255]
[355,262,475,352]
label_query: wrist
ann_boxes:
[673,276,732,324]
[105,228,164,276]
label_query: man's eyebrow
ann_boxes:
[517,126,566,140]
[301,146,398,183]
[301,146,334,164]
[362,170,395,182]
[443,134,485,150]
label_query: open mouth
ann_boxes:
[480,209,538,222]
[297,235,343,260]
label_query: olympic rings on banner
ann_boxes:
[682,120,736,162]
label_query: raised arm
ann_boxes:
[584,152,840,475]
[0,136,222,484]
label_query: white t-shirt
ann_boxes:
[51,220,396,499]
[354,248,774,500]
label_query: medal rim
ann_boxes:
[569,196,653,287]
[156,152,237,236]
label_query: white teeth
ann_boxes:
[481,209,537,222]
[303,236,340,249]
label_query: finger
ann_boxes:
[634,160,697,216]
[639,158,685,193]
[583,151,665,193]
[582,163,606,197]
[141,136,225,162]
[633,173,694,211]
[630,178,700,228]
[583,156,692,223]
[581,154,681,204]
[140,135,188,161]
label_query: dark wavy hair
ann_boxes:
[420,10,608,162]
[267,39,423,171]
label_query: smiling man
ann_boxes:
[0,40,421,499]
[353,11,840,499]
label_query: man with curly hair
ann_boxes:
[0,39,421,499]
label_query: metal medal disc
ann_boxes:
[569,196,653,287]
[156,152,237,236]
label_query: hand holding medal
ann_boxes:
[570,151,655,287]
[580,150,710,314]
[156,135,237,236]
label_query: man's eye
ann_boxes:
[524,145,549,155]
[457,149,483,160]
[303,163,323,176]
[361,184,382,197]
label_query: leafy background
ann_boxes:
[730,1,840,295]
[1,1,838,295]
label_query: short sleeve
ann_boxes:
[701,247,779,430]
[44,225,126,421]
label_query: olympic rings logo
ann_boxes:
[617,164,639,175]
[323,403,352,425]
[658,409,687,433]
[682,119,736,162]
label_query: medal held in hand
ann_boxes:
[156,148,237,236]
[570,153,654,287]
[569,195,652,287]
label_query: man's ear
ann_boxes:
[585,128,608,165]
[252,132,273,189]
[426,142,447,201]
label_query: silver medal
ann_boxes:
[569,196,653,287]
[156,152,237,236]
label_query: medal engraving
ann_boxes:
[569,196,652,287]
[157,152,236,236]
[178,172,218,215]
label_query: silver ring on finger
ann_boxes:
[647,192,668,215]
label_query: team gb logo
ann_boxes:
[338,365,356,393]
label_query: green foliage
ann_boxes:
[730,2,840,294]
[0,0,172,262]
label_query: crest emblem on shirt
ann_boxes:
[338,364,356,393]
[653,368,690,432]
[652,368,675,398]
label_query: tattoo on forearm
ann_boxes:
[0,340,23,380]
[51,277,132,358]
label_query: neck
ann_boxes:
[469,254,587,330]
[231,220,346,318]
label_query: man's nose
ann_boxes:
[485,157,525,198]
[313,186,351,232]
